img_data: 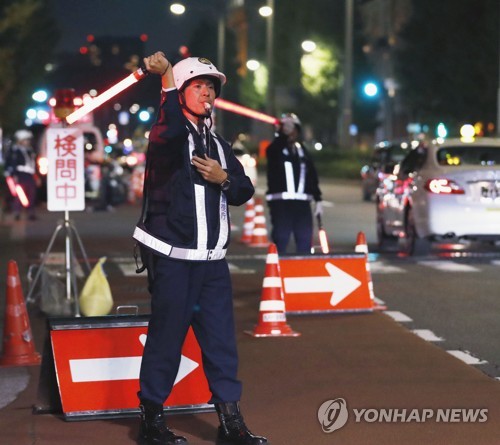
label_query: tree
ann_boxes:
[0,0,59,134]
[395,0,499,135]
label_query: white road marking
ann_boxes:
[412,329,444,342]
[369,261,406,274]
[417,261,479,272]
[374,297,386,306]
[384,311,413,322]
[447,350,488,365]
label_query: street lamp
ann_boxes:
[259,0,275,116]
[339,0,353,148]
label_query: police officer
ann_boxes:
[265,114,323,254]
[133,52,267,445]
[4,129,38,221]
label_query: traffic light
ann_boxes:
[362,81,379,98]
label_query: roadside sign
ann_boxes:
[279,254,373,314]
[46,128,85,211]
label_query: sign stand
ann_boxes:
[26,125,88,316]
[26,210,91,316]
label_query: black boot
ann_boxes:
[215,402,268,445]
[138,399,188,444]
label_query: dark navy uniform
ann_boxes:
[266,134,322,254]
[5,140,37,219]
[134,88,254,406]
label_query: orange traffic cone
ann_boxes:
[240,198,255,244]
[0,260,41,366]
[355,232,386,311]
[249,197,269,247]
[245,244,300,337]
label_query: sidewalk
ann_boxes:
[1,203,500,445]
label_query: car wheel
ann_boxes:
[399,208,431,256]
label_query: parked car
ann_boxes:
[360,140,415,201]
[232,141,258,185]
[376,137,500,255]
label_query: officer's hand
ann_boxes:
[314,201,324,217]
[192,155,227,185]
[143,52,171,76]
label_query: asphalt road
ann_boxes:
[303,179,500,380]
[1,176,500,444]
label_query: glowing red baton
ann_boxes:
[66,68,149,125]
[214,98,279,125]
[318,228,330,254]
[6,176,29,207]
[317,215,330,254]
[15,184,29,207]
[5,176,17,197]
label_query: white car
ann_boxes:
[376,137,500,255]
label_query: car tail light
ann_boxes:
[37,157,48,176]
[425,178,465,195]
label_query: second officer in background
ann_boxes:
[265,113,323,254]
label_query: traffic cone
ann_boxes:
[240,198,255,244]
[355,232,386,311]
[0,260,41,366]
[249,197,269,247]
[245,244,300,337]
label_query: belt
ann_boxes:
[266,192,312,201]
[133,226,226,261]
[16,165,35,174]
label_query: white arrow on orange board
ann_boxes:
[68,334,199,384]
[283,262,362,306]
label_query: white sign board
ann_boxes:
[46,128,85,212]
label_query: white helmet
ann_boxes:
[279,113,301,136]
[173,57,226,97]
[14,129,33,141]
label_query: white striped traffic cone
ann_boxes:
[355,231,386,311]
[245,243,300,337]
[249,197,269,248]
[240,198,255,244]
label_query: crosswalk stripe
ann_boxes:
[369,261,406,274]
[417,261,479,272]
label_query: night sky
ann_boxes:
[52,0,206,56]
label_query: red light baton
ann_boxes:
[65,67,149,125]
[214,98,279,125]
[6,176,30,207]
[317,215,330,254]
[5,176,17,197]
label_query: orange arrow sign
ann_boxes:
[283,262,362,306]
[279,255,373,314]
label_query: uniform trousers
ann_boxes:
[139,256,242,405]
[268,200,313,254]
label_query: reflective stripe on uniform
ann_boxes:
[133,226,227,261]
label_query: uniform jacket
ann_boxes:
[5,143,36,176]
[134,89,254,260]
[266,135,322,202]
